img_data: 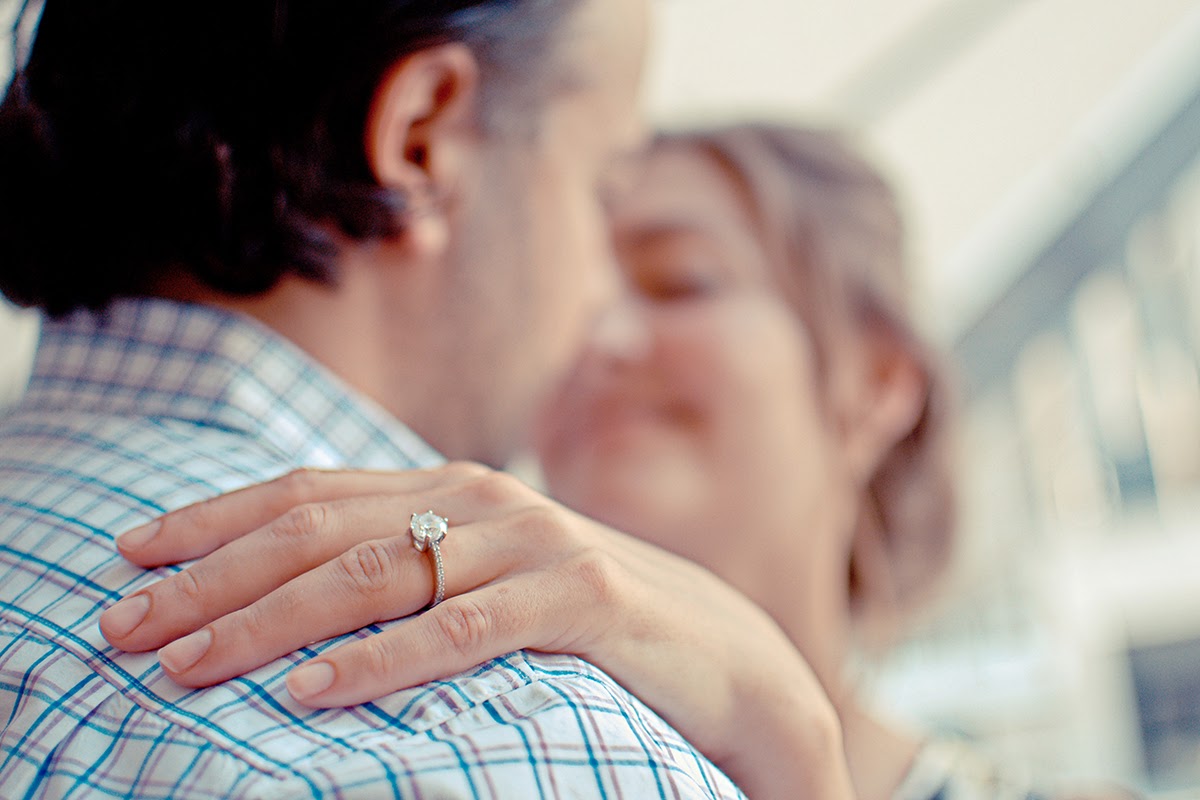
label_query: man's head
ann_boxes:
[0,0,649,464]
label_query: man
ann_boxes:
[0,1,746,796]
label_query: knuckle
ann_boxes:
[511,503,576,550]
[442,461,492,482]
[229,603,264,639]
[463,470,523,507]
[432,599,492,658]
[278,468,325,506]
[337,539,399,595]
[167,567,206,608]
[270,502,331,543]
[566,549,623,607]
[358,637,401,682]
[179,496,220,534]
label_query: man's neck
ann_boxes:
[157,269,406,424]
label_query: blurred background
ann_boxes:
[641,1,1200,797]
[3,1,1200,795]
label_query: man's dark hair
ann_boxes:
[0,0,581,316]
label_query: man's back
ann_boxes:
[0,299,742,798]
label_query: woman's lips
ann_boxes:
[562,394,700,449]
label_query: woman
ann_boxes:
[535,124,964,799]
[100,125,1055,800]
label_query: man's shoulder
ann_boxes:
[0,404,290,618]
[328,648,744,798]
[0,411,744,798]
[0,404,292,540]
[0,621,742,798]
[0,407,286,796]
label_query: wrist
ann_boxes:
[723,660,854,800]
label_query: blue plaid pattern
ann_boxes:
[0,299,744,799]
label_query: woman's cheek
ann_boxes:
[654,305,741,414]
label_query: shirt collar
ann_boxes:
[23,298,444,470]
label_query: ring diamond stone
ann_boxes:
[410,510,449,608]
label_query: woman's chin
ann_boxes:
[550,434,711,534]
[568,420,694,477]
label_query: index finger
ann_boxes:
[115,462,492,567]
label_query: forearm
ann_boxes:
[721,666,856,800]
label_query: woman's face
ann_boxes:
[535,145,858,621]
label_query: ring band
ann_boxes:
[410,510,449,609]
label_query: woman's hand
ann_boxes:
[100,463,853,800]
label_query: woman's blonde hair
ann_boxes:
[660,124,957,626]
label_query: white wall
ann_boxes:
[0,2,36,410]
[644,0,1199,340]
[0,306,36,409]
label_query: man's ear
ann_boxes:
[365,43,482,258]
[840,323,928,483]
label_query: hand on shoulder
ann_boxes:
[101,463,855,800]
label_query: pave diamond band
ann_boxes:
[410,510,449,609]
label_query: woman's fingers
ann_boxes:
[146,511,558,687]
[103,495,395,651]
[153,509,603,694]
[284,578,551,708]
[115,462,492,567]
[100,477,530,653]
[158,525,510,687]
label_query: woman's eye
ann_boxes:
[638,264,721,300]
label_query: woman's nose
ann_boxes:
[587,296,653,364]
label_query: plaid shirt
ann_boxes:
[0,299,744,799]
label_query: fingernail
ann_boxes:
[100,594,151,638]
[159,628,212,673]
[117,520,162,551]
[288,662,336,700]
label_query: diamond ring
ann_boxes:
[410,510,449,609]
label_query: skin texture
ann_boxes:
[214,0,648,467]
[402,0,650,465]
